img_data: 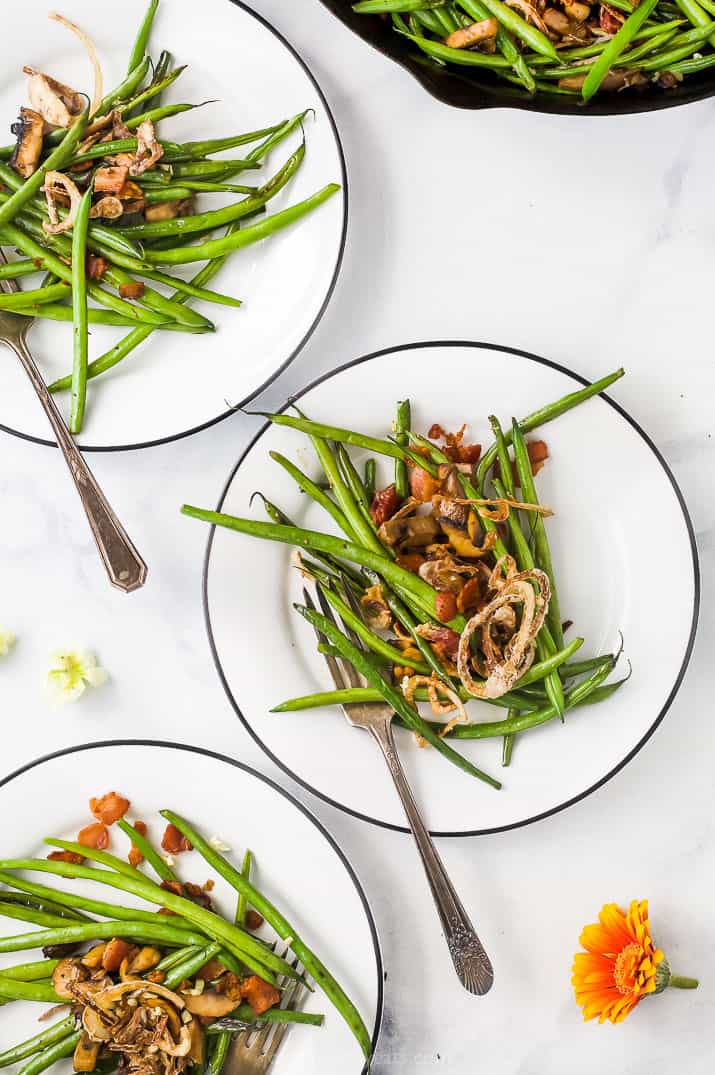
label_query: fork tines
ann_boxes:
[225,951,309,1074]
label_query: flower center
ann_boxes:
[614,942,644,995]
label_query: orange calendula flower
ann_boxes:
[572,899,698,1024]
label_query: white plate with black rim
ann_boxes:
[0,0,346,450]
[0,741,382,1073]
[202,342,699,836]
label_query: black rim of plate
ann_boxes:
[0,0,348,453]
[203,340,700,837]
[0,739,384,1073]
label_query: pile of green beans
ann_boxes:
[0,0,340,435]
[182,367,629,782]
[351,0,715,99]
[0,807,369,1072]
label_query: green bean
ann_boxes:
[48,225,241,392]
[310,436,381,551]
[139,49,173,116]
[113,66,188,120]
[119,142,305,240]
[174,124,288,161]
[18,1033,80,1075]
[128,0,160,73]
[269,451,350,532]
[0,918,208,954]
[394,399,411,498]
[0,259,44,280]
[0,1016,74,1068]
[456,0,536,90]
[672,0,715,45]
[0,902,70,929]
[123,102,200,131]
[319,581,431,672]
[209,1029,231,1075]
[181,507,459,627]
[0,108,88,228]
[116,818,176,882]
[511,420,564,648]
[144,184,340,264]
[299,604,502,790]
[450,658,616,738]
[0,891,87,922]
[100,56,153,114]
[0,218,167,325]
[363,458,376,502]
[155,944,204,973]
[245,112,312,163]
[5,305,200,330]
[667,49,715,68]
[159,810,374,1062]
[69,185,93,434]
[635,29,715,68]
[476,368,625,493]
[0,959,60,982]
[145,179,258,195]
[210,1006,325,1029]
[0,283,70,310]
[0,979,63,1003]
[353,0,446,10]
[169,160,260,179]
[6,855,297,985]
[272,685,534,712]
[399,29,513,66]
[502,711,517,766]
[581,0,659,98]
[0,869,190,930]
[235,850,253,927]
[336,444,373,518]
[254,411,437,471]
[163,941,221,991]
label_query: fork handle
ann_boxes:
[11,336,147,593]
[369,717,494,996]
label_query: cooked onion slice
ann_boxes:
[130,119,164,176]
[457,568,550,699]
[49,12,104,117]
[42,170,81,234]
[401,674,468,738]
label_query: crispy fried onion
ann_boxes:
[129,119,164,176]
[504,0,549,31]
[453,496,554,522]
[360,584,391,631]
[401,674,468,738]
[90,195,124,220]
[42,170,81,234]
[457,560,550,699]
[49,13,104,117]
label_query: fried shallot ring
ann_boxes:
[49,13,104,116]
[453,496,554,522]
[129,119,164,176]
[401,674,468,739]
[457,569,550,699]
[42,170,81,234]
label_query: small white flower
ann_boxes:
[47,649,107,704]
[0,628,16,657]
[209,835,231,852]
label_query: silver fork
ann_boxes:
[224,952,309,1075]
[0,251,147,592]
[305,584,494,997]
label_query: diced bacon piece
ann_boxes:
[90,791,130,826]
[369,484,401,526]
[161,824,192,854]
[409,467,441,502]
[94,166,129,195]
[240,975,281,1016]
[118,281,145,300]
[86,254,108,280]
[435,591,458,624]
[47,850,85,865]
[128,820,147,867]
[77,822,109,850]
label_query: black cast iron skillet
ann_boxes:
[319,0,715,115]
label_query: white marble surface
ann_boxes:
[1,1,714,1071]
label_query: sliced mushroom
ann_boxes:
[52,956,89,1000]
[73,1032,100,1073]
[89,196,124,220]
[180,989,238,1019]
[156,1025,193,1058]
[24,68,83,128]
[10,108,44,178]
[187,1020,205,1066]
[81,1006,113,1042]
